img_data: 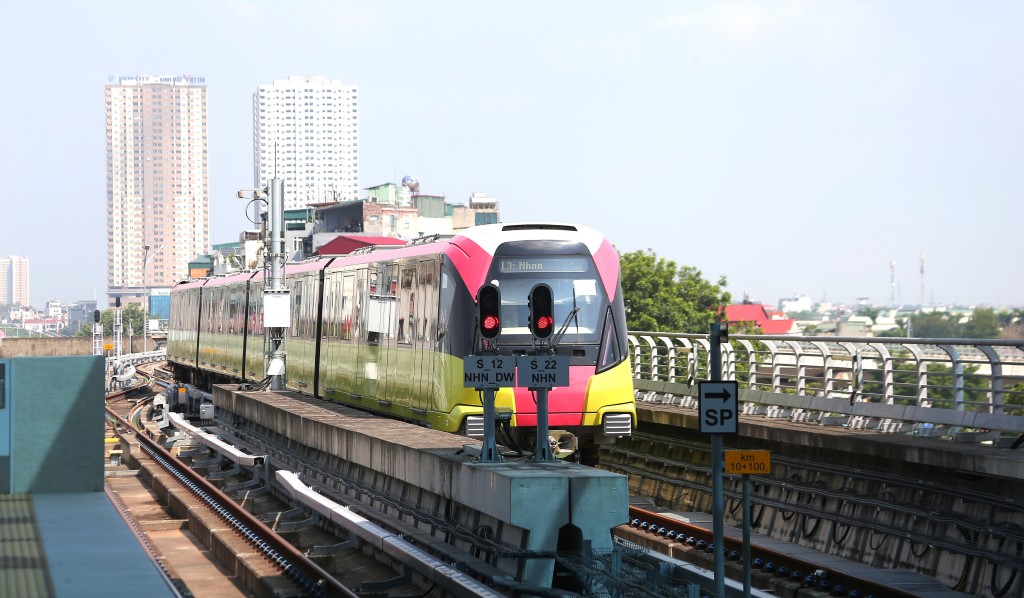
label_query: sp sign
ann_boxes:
[698,381,738,434]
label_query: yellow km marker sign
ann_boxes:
[724,450,771,475]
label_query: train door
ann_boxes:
[392,262,416,409]
[244,279,265,382]
[353,266,375,400]
[338,273,356,395]
[288,274,317,390]
[318,271,339,399]
[379,262,399,405]
[412,259,438,414]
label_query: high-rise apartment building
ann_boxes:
[105,75,209,308]
[0,256,30,306]
[254,76,359,210]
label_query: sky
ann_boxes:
[1,1,1022,310]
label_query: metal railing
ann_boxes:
[628,333,1024,438]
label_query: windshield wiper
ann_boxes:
[553,287,581,346]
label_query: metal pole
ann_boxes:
[481,387,500,462]
[710,322,725,598]
[534,386,553,461]
[743,474,751,598]
[269,178,286,391]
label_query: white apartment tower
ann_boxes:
[254,76,359,210]
[0,256,30,306]
[105,75,209,308]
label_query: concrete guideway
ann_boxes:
[211,384,629,590]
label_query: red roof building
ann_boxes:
[724,304,798,334]
[315,235,406,256]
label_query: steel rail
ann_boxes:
[103,406,358,598]
[628,505,922,598]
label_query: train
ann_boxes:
[167,222,636,461]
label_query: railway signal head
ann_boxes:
[477,284,501,339]
[528,283,555,340]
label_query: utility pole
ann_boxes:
[239,180,290,391]
[266,178,289,391]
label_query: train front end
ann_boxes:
[451,223,636,461]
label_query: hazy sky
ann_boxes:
[1,1,1021,309]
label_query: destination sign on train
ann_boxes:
[499,258,588,273]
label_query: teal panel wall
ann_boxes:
[0,361,8,493]
[10,356,105,493]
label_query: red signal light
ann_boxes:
[478,284,502,340]
[528,283,555,340]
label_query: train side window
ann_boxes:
[598,307,622,372]
[291,280,302,335]
[398,265,415,345]
[303,277,316,338]
[341,274,354,341]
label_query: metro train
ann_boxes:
[167,222,636,460]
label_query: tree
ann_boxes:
[961,308,1000,339]
[908,312,956,338]
[619,249,730,333]
[856,306,881,322]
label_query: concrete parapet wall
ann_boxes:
[0,337,148,357]
[211,386,628,588]
[0,337,94,357]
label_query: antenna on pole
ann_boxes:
[890,260,896,308]
[920,251,926,309]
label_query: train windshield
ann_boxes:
[488,256,606,344]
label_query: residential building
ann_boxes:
[66,300,99,335]
[105,75,209,309]
[0,256,30,306]
[253,76,359,210]
[779,294,812,314]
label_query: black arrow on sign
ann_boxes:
[705,388,732,400]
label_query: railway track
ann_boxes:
[106,394,360,596]
[103,366,1002,596]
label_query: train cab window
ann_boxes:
[487,256,606,344]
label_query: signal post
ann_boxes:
[522,283,567,462]
[464,284,509,462]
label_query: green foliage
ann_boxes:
[76,304,146,337]
[1005,383,1024,416]
[856,306,881,321]
[962,308,1000,339]
[908,309,1002,339]
[619,249,730,333]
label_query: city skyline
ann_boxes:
[1,2,1021,309]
